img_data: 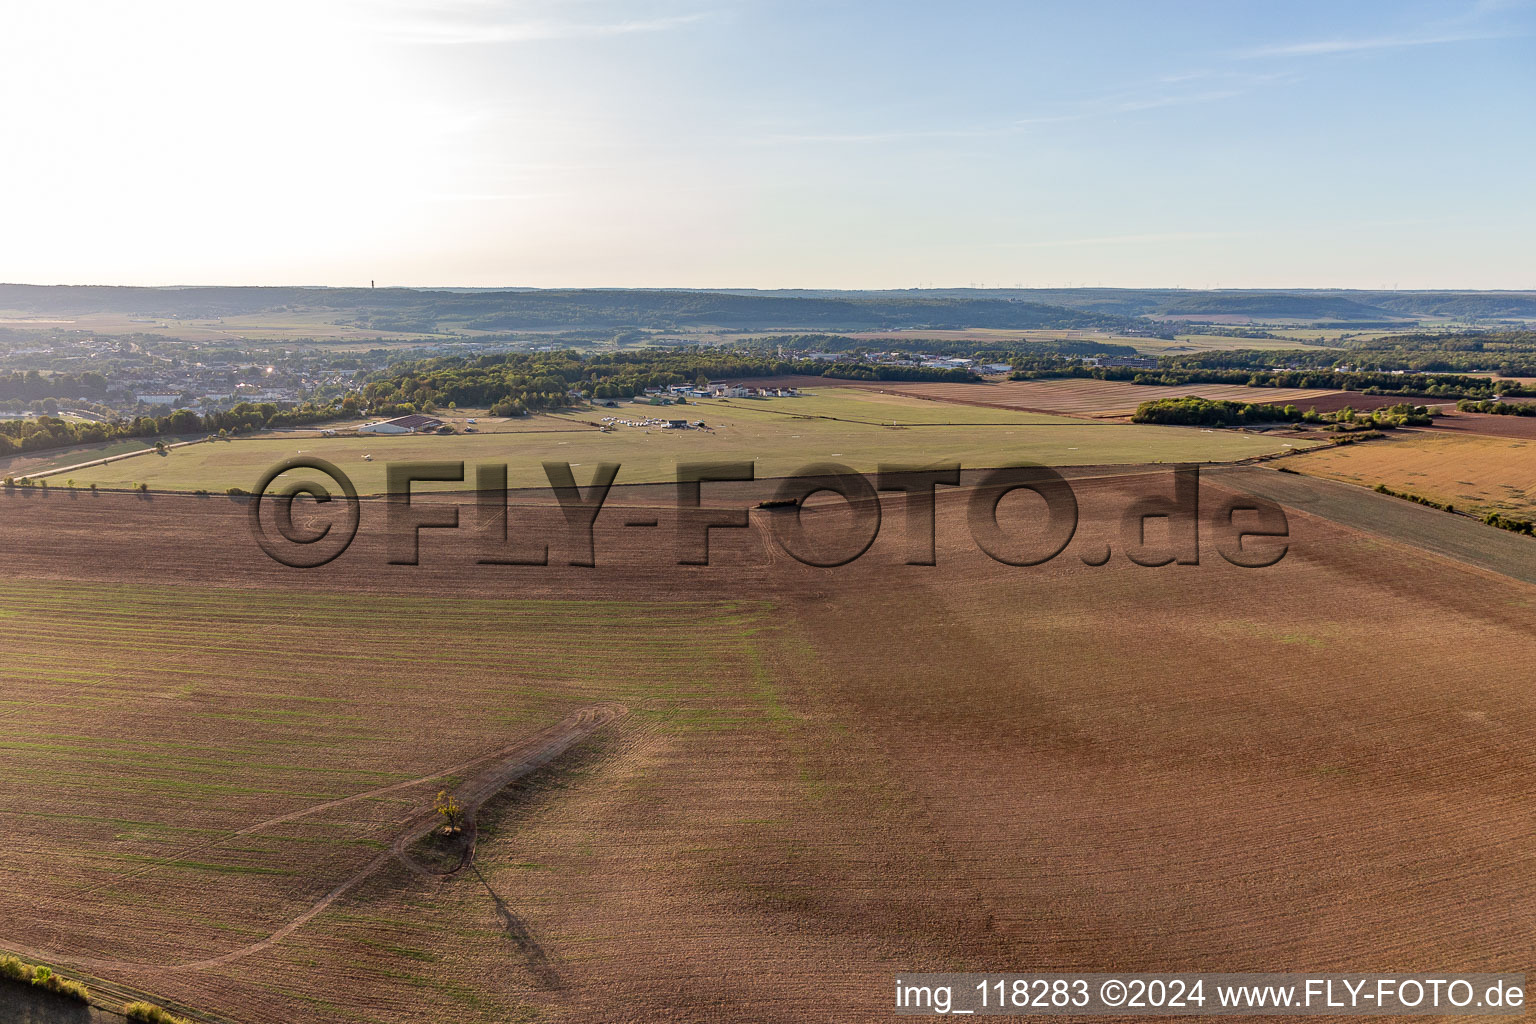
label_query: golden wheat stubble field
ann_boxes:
[0,471,1533,1023]
[1290,429,1536,520]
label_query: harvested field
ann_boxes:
[393,704,628,880]
[833,378,1343,417]
[2,473,1534,1023]
[787,492,1536,981]
[1423,409,1536,439]
[1273,391,1450,414]
[1286,430,1536,519]
[0,559,784,1021]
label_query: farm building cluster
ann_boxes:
[353,383,795,434]
[592,382,800,408]
[600,416,710,430]
[356,414,447,435]
[659,382,797,401]
[801,351,1013,373]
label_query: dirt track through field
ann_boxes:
[1209,465,1536,585]
[392,703,627,878]
[11,703,625,974]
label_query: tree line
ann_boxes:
[0,369,109,400]
[1131,396,1433,430]
[1151,331,1536,378]
[1017,361,1534,400]
[1457,398,1536,417]
[0,402,339,456]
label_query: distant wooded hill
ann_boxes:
[1,284,1531,330]
[0,285,1128,332]
[710,288,1536,322]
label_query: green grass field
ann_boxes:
[0,435,206,479]
[59,390,1316,494]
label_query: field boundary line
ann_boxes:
[23,437,210,481]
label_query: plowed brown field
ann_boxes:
[1424,410,1536,439]
[832,379,1343,417]
[1275,391,1450,414]
[1,477,1533,1023]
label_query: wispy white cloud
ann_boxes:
[1096,88,1244,114]
[993,216,1457,250]
[753,125,1017,145]
[1472,0,1536,13]
[754,74,1276,147]
[361,1,716,45]
[1156,69,1215,84]
[991,231,1252,250]
[1237,0,1531,60]
[1237,28,1513,58]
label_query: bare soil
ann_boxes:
[825,378,1344,418]
[1,476,1533,1023]
[1423,410,1536,439]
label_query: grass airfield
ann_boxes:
[60,389,1315,495]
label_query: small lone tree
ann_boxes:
[433,789,463,834]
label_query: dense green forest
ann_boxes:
[1149,293,1398,320]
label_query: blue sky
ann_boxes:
[1,0,1531,287]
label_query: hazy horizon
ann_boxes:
[3,282,1535,294]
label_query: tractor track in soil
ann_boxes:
[6,703,626,974]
